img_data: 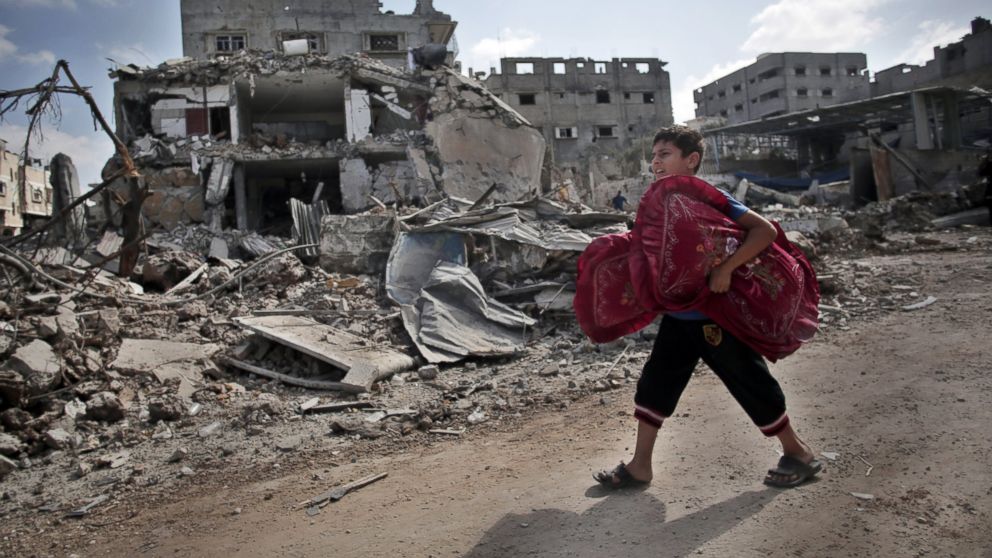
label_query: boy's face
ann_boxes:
[652,140,699,179]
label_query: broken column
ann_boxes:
[48,153,87,248]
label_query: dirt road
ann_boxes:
[8,245,992,558]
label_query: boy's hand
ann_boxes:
[708,265,733,293]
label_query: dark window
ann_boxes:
[370,34,400,51]
[518,94,536,105]
[643,92,655,104]
[556,127,576,139]
[718,90,726,98]
[215,35,246,52]
[624,92,631,100]
[847,66,859,76]
[558,92,566,100]
[31,187,43,203]
[719,109,728,117]
[209,107,231,138]
[734,103,744,112]
[822,88,833,97]
[795,66,806,76]
[797,87,808,97]
[732,84,742,92]
[820,67,831,76]
[597,126,615,137]
[0,181,6,196]
[596,91,611,104]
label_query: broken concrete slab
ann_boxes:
[5,340,61,397]
[0,432,24,456]
[0,454,17,479]
[112,339,220,398]
[232,316,415,392]
[931,208,990,229]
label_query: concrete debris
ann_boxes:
[231,315,415,392]
[4,340,61,400]
[0,454,17,479]
[112,339,219,398]
[85,392,125,422]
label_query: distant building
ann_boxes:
[0,138,53,236]
[179,0,457,67]
[483,57,674,164]
[872,17,992,96]
[694,53,870,125]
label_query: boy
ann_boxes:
[611,190,628,211]
[594,126,820,489]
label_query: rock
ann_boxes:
[467,409,487,425]
[72,460,92,479]
[85,392,125,422]
[64,399,87,420]
[44,428,75,450]
[36,316,60,339]
[148,395,185,423]
[0,408,32,431]
[0,455,17,479]
[0,432,24,456]
[785,231,817,261]
[198,421,222,438]
[275,436,303,452]
[417,365,439,380]
[0,301,9,319]
[179,466,195,477]
[167,447,188,463]
[6,340,61,397]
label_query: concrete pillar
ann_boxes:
[340,158,373,213]
[233,164,247,230]
[911,92,934,150]
[942,92,962,149]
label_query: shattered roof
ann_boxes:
[109,50,426,90]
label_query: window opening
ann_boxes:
[518,93,536,105]
[794,66,806,76]
[596,90,611,104]
[370,34,400,51]
[820,66,831,76]
[594,62,607,74]
[635,63,650,73]
[596,126,615,138]
[516,62,535,74]
[215,34,246,53]
[553,62,566,74]
[643,92,655,104]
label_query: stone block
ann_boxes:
[5,340,60,397]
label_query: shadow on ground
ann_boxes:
[462,486,779,558]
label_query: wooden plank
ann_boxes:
[165,263,208,296]
[869,145,895,202]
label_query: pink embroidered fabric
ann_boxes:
[574,175,819,361]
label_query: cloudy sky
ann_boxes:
[0,0,987,186]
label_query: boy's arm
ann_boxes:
[709,210,777,293]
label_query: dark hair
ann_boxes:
[653,125,705,173]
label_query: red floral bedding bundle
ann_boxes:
[574,175,819,361]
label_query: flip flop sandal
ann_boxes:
[593,462,650,489]
[763,455,823,488]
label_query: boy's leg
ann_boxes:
[696,323,817,483]
[601,317,700,485]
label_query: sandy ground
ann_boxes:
[3,242,991,558]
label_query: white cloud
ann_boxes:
[465,28,540,75]
[741,0,888,53]
[0,24,58,65]
[887,20,969,68]
[0,123,114,189]
[673,58,753,124]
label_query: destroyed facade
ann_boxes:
[179,0,457,66]
[0,139,53,236]
[483,57,674,166]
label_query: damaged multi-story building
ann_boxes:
[0,139,53,236]
[103,2,548,272]
[693,53,870,126]
[483,57,674,168]
[179,0,457,66]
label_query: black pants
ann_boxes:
[634,316,790,437]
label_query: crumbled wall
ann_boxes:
[319,213,395,274]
